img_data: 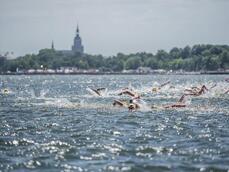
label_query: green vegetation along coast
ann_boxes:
[0,44,229,74]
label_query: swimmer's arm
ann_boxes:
[92,89,101,96]
[202,85,208,91]
[113,100,128,107]
[178,94,186,103]
[178,93,196,103]
[224,89,229,94]
[113,100,123,106]
[159,81,170,88]
[191,86,199,90]
[119,90,135,97]
[163,103,186,109]
[184,89,195,93]
[209,84,217,90]
[97,87,106,91]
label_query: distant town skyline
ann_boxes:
[0,0,229,57]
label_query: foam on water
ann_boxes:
[12,76,229,113]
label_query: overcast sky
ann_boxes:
[0,0,229,57]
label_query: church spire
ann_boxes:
[51,40,54,50]
[76,24,79,35]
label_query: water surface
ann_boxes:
[0,75,229,172]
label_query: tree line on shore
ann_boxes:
[0,44,229,72]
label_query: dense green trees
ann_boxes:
[0,44,229,73]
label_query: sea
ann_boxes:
[0,75,229,172]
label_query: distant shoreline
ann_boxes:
[1,71,229,75]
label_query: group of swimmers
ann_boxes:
[89,79,229,111]
[1,78,228,111]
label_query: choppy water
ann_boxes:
[0,75,229,172]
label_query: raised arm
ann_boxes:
[118,90,135,97]
[96,87,106,91]
[159,81,170,89]
[209,83,217,90]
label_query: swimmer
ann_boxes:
[1,88,10,94]
[184,87,199,94]
[163,103,186,109]
[151,103,186,109]
[128,99,140,111]
[152,81,170,92]
[89,87,106,96]
[179,85,210,102]
[184,85,208,96]
[192,85,208,95]
[113,99,140,111]
[151,100,186,109]
[185,85,208,95]
[118,89,140,99]
[163,92,187,109]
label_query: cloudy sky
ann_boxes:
[0,0,229,56]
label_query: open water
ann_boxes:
[0,75,229,172]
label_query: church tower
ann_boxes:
[71,25,84,54]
